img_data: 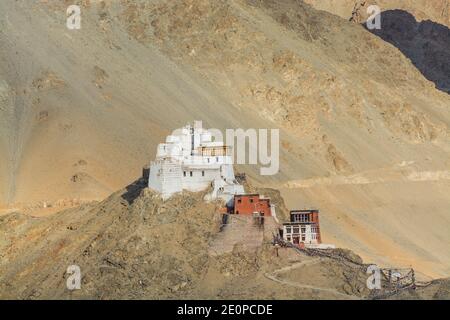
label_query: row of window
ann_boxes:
[285,234,318,242]
[285,226,318,235]
[183,171,205,177]
[286,235,306,242]
[237,198,255,204]
[292,214,312,223]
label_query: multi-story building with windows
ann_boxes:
[148,121,244,204]
[282,209,322,247]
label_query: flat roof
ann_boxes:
[290,209,319,213]
[282,222,317,226]
[234,194,271,200]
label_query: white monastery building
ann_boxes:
[148,121,244,204]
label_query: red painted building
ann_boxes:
[290,209,320,225]
[233,194,272,216]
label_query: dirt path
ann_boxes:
[264,259,362,300]
[282,166,450,189]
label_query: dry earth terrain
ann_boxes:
[0,0,449,290]
[305,0,449,27]
[1,181,448,299]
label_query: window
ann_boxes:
[190,171,193,177]
[293,226,299,234]
[286,226,292,234]
[202,171,205,177]
[301,235,306,241]
[183,171,186,177]
[296,214,311,223]
[250,198,254,203]
[238,199,242,204]
[301,227,306,234]
[287,236,291,242]
[216,157,219,162]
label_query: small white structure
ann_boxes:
[148,121,244,204]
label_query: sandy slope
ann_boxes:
[0,0,275,205]
[0,0,449,278]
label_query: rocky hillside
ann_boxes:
[0,0,449,279]
[1,182,448,299]
[304,0,450,27]
[0,181,361,299]
[305,0,450,93]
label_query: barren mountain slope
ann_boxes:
[0,183,369,299]
[305,0,450,93]
[304,0,450,27]
[0,0,279,207]
[0,0,449,278]
[1,183,448,299]
[120,0,450,276]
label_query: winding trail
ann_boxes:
[264,259,362,300]
[281,166,450,189]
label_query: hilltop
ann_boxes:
[1,181,448,299]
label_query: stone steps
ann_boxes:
[209,215,279,256]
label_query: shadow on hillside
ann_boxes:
[366,10,450,94]
[121,177,147,205]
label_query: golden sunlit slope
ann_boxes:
[0,0,449,277]
[0,0,282,207]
